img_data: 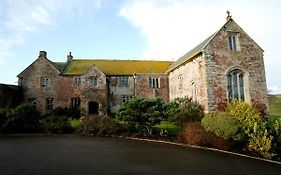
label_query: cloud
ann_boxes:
[0,0,104,63]
[119,0,281,93]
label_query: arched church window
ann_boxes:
[227,69,244,102]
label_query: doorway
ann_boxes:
[88,101,99,115]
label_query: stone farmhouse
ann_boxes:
[18,15,268,115]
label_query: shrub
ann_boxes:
[40,107,72,134]
[268,118,281,160]
[0,109,8,131]
[77,115,125,136]
[201,112,243,141]
[4,104,41,133]
[166,97,204,125]
[177,122,231,150]
[40,115,72,134]
[116,97,165,135]
[226,100,261,126]
[248,122,274,159]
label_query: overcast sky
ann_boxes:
[0,0,280,93]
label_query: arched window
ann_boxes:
[191,81,196,101]
[227,69,244,102]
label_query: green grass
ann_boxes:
[268,95,281,121]
[155,121,181,136]
[70,118,81,129]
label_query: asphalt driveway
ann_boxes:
[0,135,280,175]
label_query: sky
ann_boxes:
[0,0,281,94]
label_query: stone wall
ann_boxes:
[203,19,268,113]
[168,55,209,111]
[135,74,169,102]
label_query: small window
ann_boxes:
[228,33,239,51]
[119,76,129,87]
[71,97,81,108]
[41,77,50,87]
[178,75,183,90]
[122,95,132,103]
[74,77,81,86]
[45,98,53,111]
[149,77,160,88]
[91,78,98,87]
[28,98,36,106]
[191,82,196,101]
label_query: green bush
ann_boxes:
[201,112,243,141]
[268,118,281,160]
[40,115,72,134]
[3,104,41,133]
[248,122,274,159]
[226,100,261,126]
[0,109,8,132]
[77,116,125,136]
[116,97,165,135]
[40,107,72,134]
[166,97,204,125]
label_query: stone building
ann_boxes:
[18,15,268,115]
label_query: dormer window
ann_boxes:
[228,32,239,51]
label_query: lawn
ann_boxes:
[155,121,181,136]
[268,95,281,121]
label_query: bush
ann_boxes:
[77,115,125,136]
[40,107,72,134]
[40,115,72,134]
[166,97,204,125]
[116,97,165,135]
[268,118,281,160]
[0,109,8,132]
[177,122,231,150]
[226,100,261,127]
[3,104,41,133]
[248,122,274,159]
[201,112,243,141]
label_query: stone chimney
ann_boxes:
[67,52,73,62]
[39,51,47,59]
[226,10,232,21]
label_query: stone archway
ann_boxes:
[88,101,99,115]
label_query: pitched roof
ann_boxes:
[61,59,174,75]
[167,32,217,72]
[51,62,67,72]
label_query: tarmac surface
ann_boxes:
[0,135,280,175]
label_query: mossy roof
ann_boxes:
[61,59,174,75]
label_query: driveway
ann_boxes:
[0,135,280,175]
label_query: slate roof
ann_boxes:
[60,59,174,75]
[167,32,217,72]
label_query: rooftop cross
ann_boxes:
[226,10,232,20]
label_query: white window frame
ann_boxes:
[149,77,160,88]
[119,76,129,87]
[41,77,50,87]
[74,77,81,86]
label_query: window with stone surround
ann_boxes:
[228,32,240,51]
[74,77,81,86]
[41,77,50,87]
[119,76,129,87]
[45,98,53,111]
[191,81,197,101]
[227,69,244,102]
[178,75,183,90]
[71,97,80,108]
[91,78,98,87]
[149,77,160,88]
